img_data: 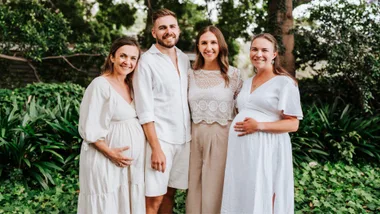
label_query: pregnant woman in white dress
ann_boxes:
[77,37,145,214]
[221,33,303,214]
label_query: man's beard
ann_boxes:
[156,33,179,48]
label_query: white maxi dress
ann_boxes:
[221,75,303,214]
[77,77,145,214]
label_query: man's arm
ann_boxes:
[133,58,166,173]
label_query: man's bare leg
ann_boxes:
[158,187,176,214]
[146,196,164,214]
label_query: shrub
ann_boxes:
[0,83,83,189]
[295,162,380,213]
[0,82,84,109]
[294,0,380,112]
[0,170,79,213]
[292,98,380,165]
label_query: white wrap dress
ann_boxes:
[221,75,303,214]
[77,77,145,214]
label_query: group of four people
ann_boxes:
[77,8,303,214]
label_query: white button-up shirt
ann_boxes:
[133,44,191,144]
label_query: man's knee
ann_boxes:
[146,196,164,210]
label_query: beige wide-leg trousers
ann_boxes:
[186,122,231,214]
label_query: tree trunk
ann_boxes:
[267,0,295,76]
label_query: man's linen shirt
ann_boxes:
[133,44,191,144]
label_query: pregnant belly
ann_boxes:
[106,121,145,161]
[233,109,280,124]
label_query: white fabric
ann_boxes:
[77,77,145,214]
[221,75,303,214]
[133,44,191,144]
[145,141,190,197]
[188,66,243,126]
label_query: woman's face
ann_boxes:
[111,45,139,76]
[250,38,277,71]
[198,31,220,64]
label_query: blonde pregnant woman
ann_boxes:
[186,25,242,214]
[77,37,145,214]
[221,33,303,214]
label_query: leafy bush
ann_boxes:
[0,82,84,110]
[295,162,380,213]
[292,98,380,165]
[0,83,83,189]
[0,170,79,213]
[294,0,380,112]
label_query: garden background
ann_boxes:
[0,0,379,213]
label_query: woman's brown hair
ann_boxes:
[251,33,297,83]
[193,25,230,87]
[102,37,141,92]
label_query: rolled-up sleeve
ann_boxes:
[133,59,155,124]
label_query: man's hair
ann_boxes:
[152,8,177,25]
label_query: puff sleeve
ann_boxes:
[78,78,113,143]
[277,79,303,120]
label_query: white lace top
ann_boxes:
[188,66,243,126]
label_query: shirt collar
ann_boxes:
[148,44,182,56]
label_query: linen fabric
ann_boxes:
[145,141,190,197]
[133,44,191,145]
[77,77,145,214]
[221,75,303,214]
[186,122,231,214]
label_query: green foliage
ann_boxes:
[0,82,84,110]
[0,83,83,189]
[294,162,380,213]
[294,0,380,111]
[292,98,380,165]
[216,0,262,62]
[0,1,71,61]
[174,190,186,214]
[0,170,79,213]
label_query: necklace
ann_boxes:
[250,74,276,93]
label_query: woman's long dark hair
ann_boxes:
[251,33,297,83]
[193,25,230,87]
[102,37,141,92]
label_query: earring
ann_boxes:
[271,59,274,64]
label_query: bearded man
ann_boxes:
[133,8,191,214]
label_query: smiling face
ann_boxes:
[110,45,139,76]
[250,37,277,71]
[152,15,180,49]
[198,31,220,64]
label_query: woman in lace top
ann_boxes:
[186,25,243,214]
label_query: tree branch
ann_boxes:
[62,57,86,73]
[0,54,41,82]
[42,53,102,59]
[0,53,28,62]
[27,61,41,82]
[0,53,102,79]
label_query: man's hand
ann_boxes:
[151,147,166,173]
